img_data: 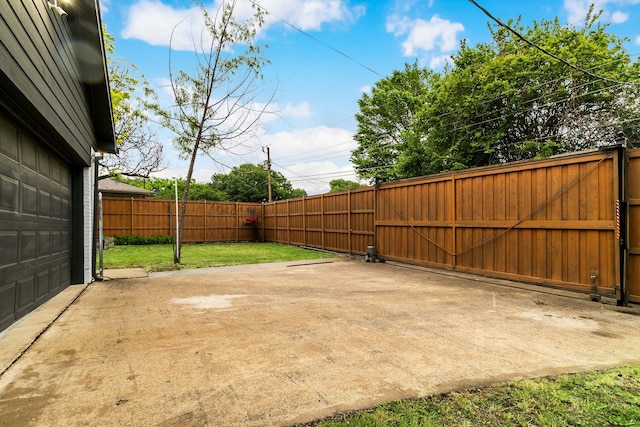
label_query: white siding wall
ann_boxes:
[82,156,95,283]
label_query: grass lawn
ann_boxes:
[102,242,336,272]
[311,365,640,427]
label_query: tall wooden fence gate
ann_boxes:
[265,147,638,305]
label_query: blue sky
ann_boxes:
[99,0,640,195]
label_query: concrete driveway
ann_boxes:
[1,258,639,426]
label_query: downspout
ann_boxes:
[92,151,103,281]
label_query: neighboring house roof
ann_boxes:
[98,178,153,197]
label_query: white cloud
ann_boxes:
[428,54,451,69]
[258,126,358,194]
[611,10,628,23]
[636,35,640,44]
[280,102,312,118]
[122,1,203,50]
[153,167,219,183]
[283,161,357,194]
[152,124,358,195]
[100,0,110,13]
[261,0,366,31]
[359,85,372,93]
[387,14,464,56]
[122,0,366,50]
[261,126,355,160]
[564,0,606,23]
[390,0,419,16]
[563,0,639,24]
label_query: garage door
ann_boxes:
[0,112,72,331]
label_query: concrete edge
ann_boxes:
[101,268,149,280]
[149,257,347,279]
[383,261,628,308]
[0,284,89,378]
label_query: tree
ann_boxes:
[211,163,307,202]
[329,179,365,193]
[431,11,639,166]
[351,62,440,182]
[151,1,272,262]
[115,176,226,201]
[101,27,165,178]
[352,10,640,182]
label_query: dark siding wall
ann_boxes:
[0,0,96,166]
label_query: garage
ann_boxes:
[0,0,116,332]
[0,111,72,331]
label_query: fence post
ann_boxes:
[235,202,239,242]
[451,175,457,269]
[612,141,629,306]
[372,185,377,254]
[321,194,325,250]
[261,203,265,243]
[348,190,352,255]
[287,199,291,245]
[303,197,306,247]
[130,197,134,235]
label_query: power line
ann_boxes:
[467,0,639,86]
[434,53,639,123]
[247,0,383,77]
[447,82,627,135]
[278,148,354,166]
[275,139,355,162]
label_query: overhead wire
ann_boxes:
[164,1,639,191]
[433,53,639,124]
[246,0,383,78]
[467,0,639,86]
[446,82,628,134]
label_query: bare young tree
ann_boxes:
[154,0,272,262]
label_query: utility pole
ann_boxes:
[263,146,272,202]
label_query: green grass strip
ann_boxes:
[313,365,640,427]
[102,242,336,272]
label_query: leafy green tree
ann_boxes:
[101,26,164,178]
[432,11,639,166]
[211,164,307,202]
[113,177,226,201]
[329,179,366,192]
[149,1,271,262]
[351,62,440,182]
[352,10,640,182]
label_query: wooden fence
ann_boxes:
[375,149,618,296]
[101,146,638,304]
[263,189,374,254]
[101,198,263,243]
[266,147,636,303]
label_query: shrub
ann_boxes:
[113,235,175,245]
